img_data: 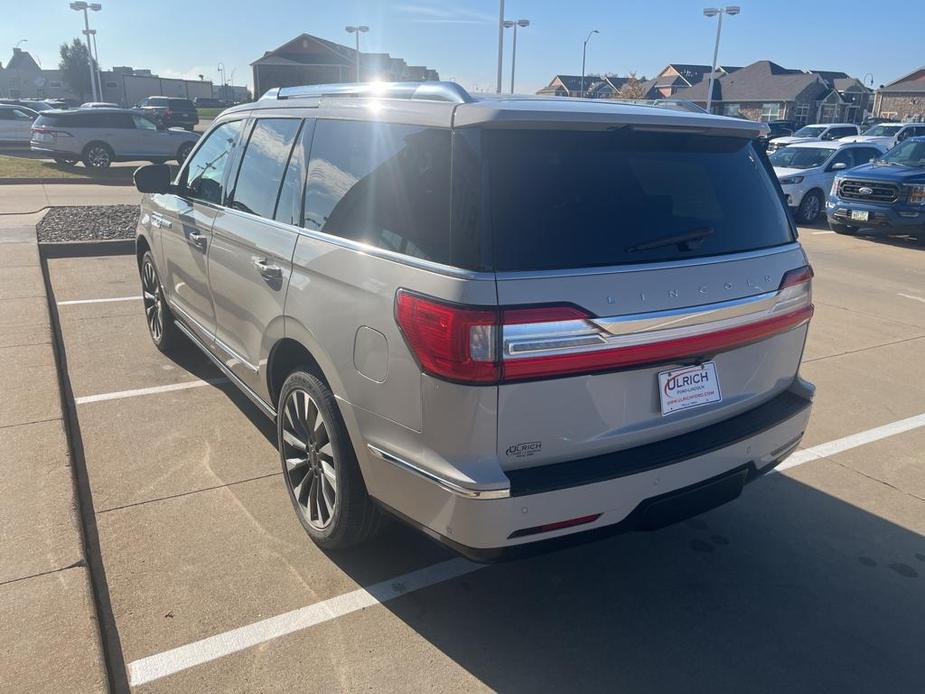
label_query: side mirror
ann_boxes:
[134,163,173,194]
[830,162,848,171]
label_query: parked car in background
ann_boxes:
[766,123,860,153]
[757,120,796,151]
[193,97,226,108]
[860,116,895,130]
[827,137,925,239]
[80,101,121,109]
[840,122,925,150]
[131,82,815,558]
[20,99,58,112]
[134,96,198,131]
[30,108,198,168]
[0,104,38,143]
[770,141,886,223]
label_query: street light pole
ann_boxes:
[703,6,739,113]
[345,26,369,82]
[70,3,102,102]
[580,29,599,98]
[495,0,506,94]
[504,19,530,94]
[87,29,103,102]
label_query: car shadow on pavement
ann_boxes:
[329,472,925,693]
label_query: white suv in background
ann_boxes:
[769,141,886,223]
[840,122,925,150]
[766,123,860,153]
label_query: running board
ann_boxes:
[172,321,277,420]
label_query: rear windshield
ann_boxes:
[481,129,794,271]
[169,99,196,111]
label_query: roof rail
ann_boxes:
[260,81,474,104]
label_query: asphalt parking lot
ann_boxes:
[46,228,925,693]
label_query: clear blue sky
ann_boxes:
[2,1,921,95]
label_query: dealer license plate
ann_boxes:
[658,362,722,415]
[850,210,869,222]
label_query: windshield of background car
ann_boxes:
[769,147,833,169]
[880,140,925,167]
[793,126,826,137]
[480,129,794,271]
[863,124,903,136]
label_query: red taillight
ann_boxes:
[395,267,813,385]
[164,108,173,116]
[509,513,602,538]
[394,290,499,384]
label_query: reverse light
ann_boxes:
[907,184,925,205]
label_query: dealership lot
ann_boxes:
[46,229,925,693]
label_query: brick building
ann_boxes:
[874,67,925,121]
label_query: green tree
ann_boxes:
[59,38,96,102]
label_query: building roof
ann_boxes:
[542,74,603,92]
[663,64,742,86]
[880,66,925,93]
[675,60,826,102]
[6,48,41,72]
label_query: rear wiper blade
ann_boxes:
[625,226,714,253]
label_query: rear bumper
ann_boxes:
[827,199,925,235]
[363,378,814,561]
[30,144,79,157]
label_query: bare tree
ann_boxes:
[619,71,650,100]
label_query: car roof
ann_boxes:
[230,81,766,138]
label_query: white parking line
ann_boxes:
[123,410,925,685]
[898,293,925,304]
[776,411,925,472]
[127,557,483,687]
[75,378,228,405]
[811,230,836,235]
[57,296,142,306]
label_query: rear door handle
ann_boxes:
[253,257,283,280]
[188,231,208,251]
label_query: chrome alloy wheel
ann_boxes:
[141,258,163,342]
[282,389,337,529]
[86,144,111,168]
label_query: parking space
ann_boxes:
[45,230,925,692]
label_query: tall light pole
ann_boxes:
[503,19,530,94]
[580,29,599,98]
[345,25,369,82]
[85,29,103,102]
[703,6,739,113]
[69,2,101,102]
[495,0,505,93]
[217,62,225,100]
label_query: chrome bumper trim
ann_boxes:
[367,444,511,499]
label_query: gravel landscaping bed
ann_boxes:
[36,205,139,242]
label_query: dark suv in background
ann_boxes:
[135,97,198,131]
[827,136,925,240]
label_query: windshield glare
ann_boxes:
[793,126,826,138]
[880,140,925,167]
[863,124,902,137]
[770,147,833,170]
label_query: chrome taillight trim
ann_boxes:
[502,285,810,360]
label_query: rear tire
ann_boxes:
[796,190,823,224]
[177,141,194,163]
[140,251,180,353]
[829,222,857,235]
[277,371,386,550]
[83,142,113,169]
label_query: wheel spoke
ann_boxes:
[306,400,319,437]
[321,477,335,518]
[320,459,336,486]
[282,428,306,451]
[314,424,329,448]
[143,290,157,301]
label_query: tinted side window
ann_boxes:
[181,120,244,204]
[275,120,313,226]
[230,118,301,219]
[303,119,452,264]
[98,112,133,128]
[854,148,881,166]
[169,99,195,111]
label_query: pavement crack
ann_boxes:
[805,334,925,363]
[813,300,925,331]
[0,559,87,587]
[823,457,925,505]
[95,471,282,514]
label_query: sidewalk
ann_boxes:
[0,212,107,692]
[0,183,141,215]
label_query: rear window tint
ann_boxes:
[481,129,794,271]
[230,118,302,219]
[146,97,168,106]
[169,99,196,110]
[303,119,452,265]
[34,111,108,128]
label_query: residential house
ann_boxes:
[537,74,651,99]
[648,63,741,97]
[0,47,214,105]
[674,60,871,124]
[874,67,925,121]
[252,33,439,97]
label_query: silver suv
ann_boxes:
[132,82,815,560]
[30,108,199,168]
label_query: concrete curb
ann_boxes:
[40,239,135,258]
[0,177,133,186]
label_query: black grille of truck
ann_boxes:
[838,179,901,204]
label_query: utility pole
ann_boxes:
[496,0,505,93]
